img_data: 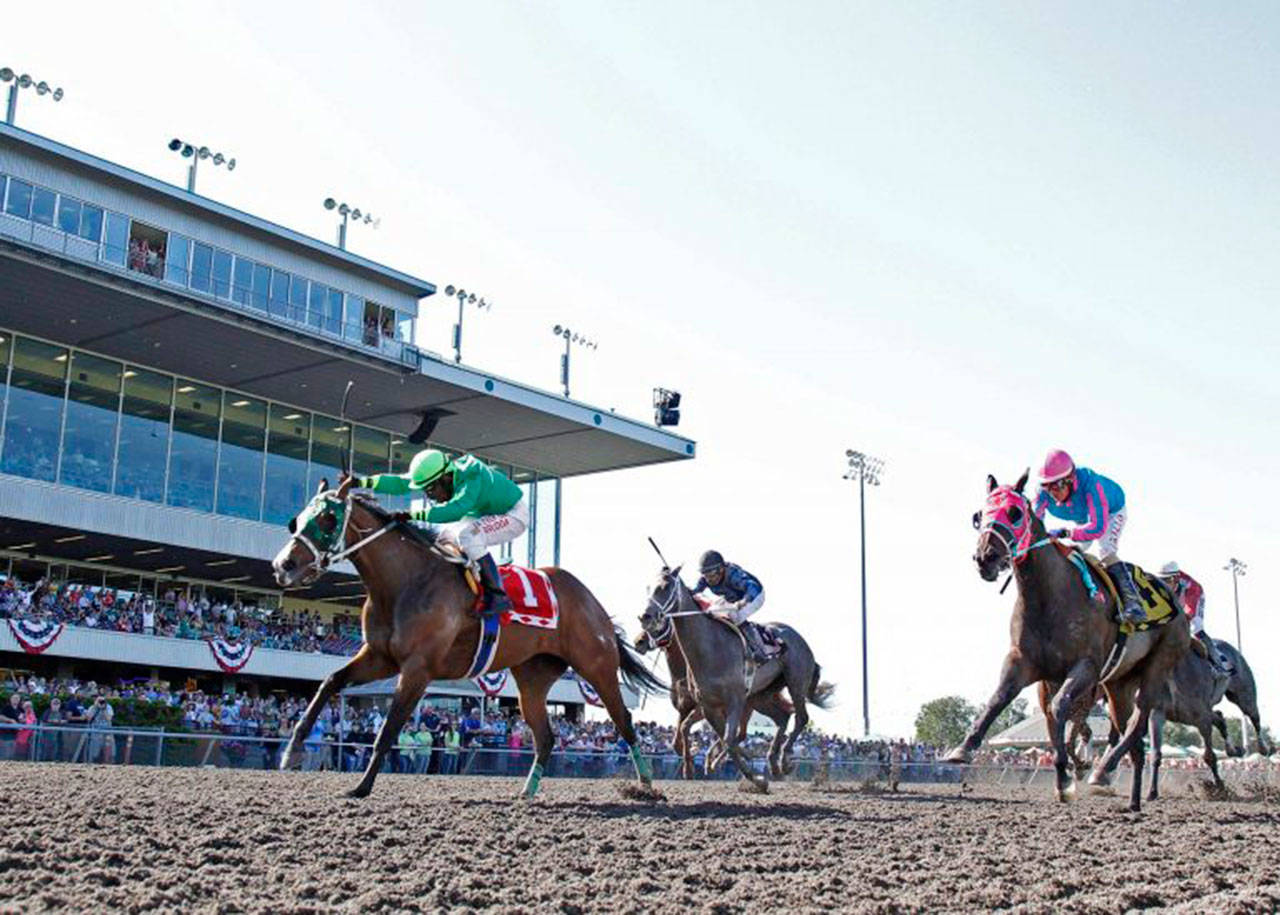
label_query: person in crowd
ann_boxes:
[442,720,461,775]
[40,696,66,762]
[85,695,115,764]
[692,549,770,662]
[0,693,22,761]
[412,722,434,774]
[1033,448,1145,623]
[14,700,37,761]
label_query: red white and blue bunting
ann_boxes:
[473,669,509,697]
[207,637,254,673]
[7,618,64,654]
[576,674,603,707]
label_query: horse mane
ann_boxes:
[349,493,440,551]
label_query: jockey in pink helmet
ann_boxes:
[1033,449,1144,623]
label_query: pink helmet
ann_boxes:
[1039,449,1076,486]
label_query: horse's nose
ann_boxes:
[280,557,295,573]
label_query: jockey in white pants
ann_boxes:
[692,550,770,662]
[359,450,527,619]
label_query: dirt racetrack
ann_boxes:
[2,763,1278,914]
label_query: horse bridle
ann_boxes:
[288,493,396,582]
[975,492,1051,569]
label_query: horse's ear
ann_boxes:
[986,474,998,493]
[315,477,329,495]
[671,563,684,579]
[1015,468,1030,493]
[336,474,354,499]
[287,517,297,534]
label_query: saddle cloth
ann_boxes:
[1061,546,1178,631]
[496,566,560,630]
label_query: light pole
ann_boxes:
[1223,557,1248,747]
[551,324,598,397]
[323,198,379,250]
[167,138,235,193]
[1223,558,1247,652]
[844,449,885,737]
[1,67,63,126]
[445,286,492,363]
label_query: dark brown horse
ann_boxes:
[272,476,666,798]
[947,472,1189,811]
[635,617,794,778]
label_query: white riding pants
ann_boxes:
[1187,596,1206,636]
[440,498,530,562]
[1082,508,1126,566]
[708,590,765,625]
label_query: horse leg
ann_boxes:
[678,706,703,778]
[512,654,568,798]
[722,696,767,792]
[757,694,792,779]
[282,645,394,771]
[1050,660,1097,802]
[1127,729,1146,813]
[1147,709,1164,802]
[946,652,1033,763]
[1211,710,1235,757]
[1198,716,1223,790]
[580,666,652,787]
[346,659,431,799]
[1089,680,1136,788]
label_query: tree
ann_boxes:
[914,696,977,748]
[991,697,1029,737]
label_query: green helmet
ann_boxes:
[407,449,450,490]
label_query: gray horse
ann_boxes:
[641,565,834,791]
[1147,638,1270,799]
[635,619,794,778]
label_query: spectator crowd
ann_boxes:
[0,576,361,656]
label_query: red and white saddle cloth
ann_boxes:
[497,565,560,629]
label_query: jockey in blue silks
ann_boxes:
[692,550,769,662]
[1032,448,1144,623]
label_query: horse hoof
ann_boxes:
[279,749,304,771]
[1127,802,1142,814]
[345,785,371,800]
[943,747,971,765]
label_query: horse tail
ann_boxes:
[809,663,836,709]
[615,627,668,696]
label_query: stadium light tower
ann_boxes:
[445,286,492,363]
[551,324,599,397]
[1,67,63,126]
[323,198,379,250]
[167,138,235,193]
[1223,558,1247,652]
[844,449,885,737]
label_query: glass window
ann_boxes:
[166,381,220,512]
[534,478,558,567]
[269,270,290,318]
[164,234,190,286]
[307,281,327,329]
[309,415,348,493]
[264,406,310,525]
[251,264,270,311]
[0,337,68,482]
[102,212,129,266]
[289,276,309,323]
[352,426,390,480]
[59,352,122,493]
[57,197,82,235]
[216,394,266,521]
[31,187,56,226]
[115,368,171,503]
[386,435,413,514]
[5,179,33,219]
[326,289,344,336]
[0,332,9,467]
[189,243,213,293]
[343,295,364,343]
[397,313,414,344]
[212,249,233,298]
[79,205,103,242]
[231,257,254,306]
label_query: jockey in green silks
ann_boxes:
[357,450,527,619]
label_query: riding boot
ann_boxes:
[1197,631,1230,676]
[1106,561,1145,624]
[476,554,512,620]
[741,623,770,663]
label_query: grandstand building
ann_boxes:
[0,121,694,713]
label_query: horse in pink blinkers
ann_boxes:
[946,470,1189,811]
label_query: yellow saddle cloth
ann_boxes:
[1076,553,1178,634]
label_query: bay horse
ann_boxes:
[946,471,1189,811]
[641,564,834,791]
[635,614,794,779]
[272,476,666,799]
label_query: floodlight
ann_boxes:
[36,81,49,95]
[18,74,31,89]
[169,138,183,151]
[324,198,337,210]
[447,285,458,297]
[0,69,12,82]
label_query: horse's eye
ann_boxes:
[972,511,982,530]
[316,513,336,532]
[1007,506,1023,525]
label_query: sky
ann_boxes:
[8,2,1279,738]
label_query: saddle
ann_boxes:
[1057,544,1179,634]
[705,613,785,658]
